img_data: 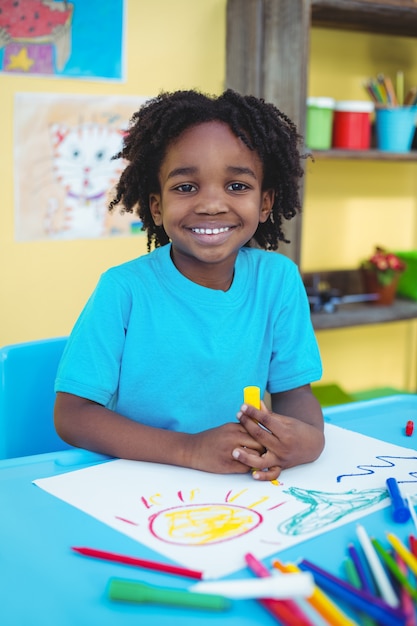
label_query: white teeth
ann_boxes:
[192,227,230,235]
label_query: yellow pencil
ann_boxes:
[272,559,357,626]
[396,71,404,106]
[382,74,398,106]
[386,532,417,577]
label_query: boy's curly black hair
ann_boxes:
[109,89,305,252]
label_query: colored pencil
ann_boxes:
[272,559,356,626]
[382,74,398,106]
[409,534,417,558]
[347,542,375,594]
[365,79,385,104]
[244,553,314,626]
[397,71,404,106]
[71,546,203,579]
[386,533,417,577]
[394,553,417,626]
[343,557,376,626]
[370,537,417,601]
[373,78,387,103]
[363,73,416,107]
[404,88,417,106]
[356,524,399,608]
[298,558,407,626]
[377,74,389,103]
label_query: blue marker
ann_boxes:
[386,477,411,523]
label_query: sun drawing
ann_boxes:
[141,486,285,546]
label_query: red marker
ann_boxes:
[71,547,203,579]
[406,420,414,436]
[410,535,417,558]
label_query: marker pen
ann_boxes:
[108,578,230,611]
[386,477,411,523]
[243,386,261,409]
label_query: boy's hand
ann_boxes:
[232,399,325,481]
[187,422,265,474]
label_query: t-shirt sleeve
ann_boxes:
[54,271,131,406]
[267,260,322,393]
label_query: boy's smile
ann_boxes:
[149,121,273,290]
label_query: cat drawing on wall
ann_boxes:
[45,122,125,239]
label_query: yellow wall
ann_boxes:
[0,0,226,346]
[1,7,416,393]
[304,28,417,393]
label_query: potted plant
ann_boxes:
[361,246,406,305]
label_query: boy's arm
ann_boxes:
[54,392,265,473]
[270,384,324,433]
[231,384,325,481]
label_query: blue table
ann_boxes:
[1,395,416,625]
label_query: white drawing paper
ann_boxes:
[34,424,417,578]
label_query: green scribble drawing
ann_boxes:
[278,487,387,535]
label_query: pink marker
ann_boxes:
[244,553,314,626]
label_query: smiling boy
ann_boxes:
[54,90,324,480]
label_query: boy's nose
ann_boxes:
[195,190,228,214]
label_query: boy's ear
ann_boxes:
[149,193,163,225]
[259,189,274,223]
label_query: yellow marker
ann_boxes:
[243,386,261,409]
[243,386,263,479]
[272,559,356,626]
[386,532,417,577]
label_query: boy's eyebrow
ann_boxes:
[226,166,258,179]
[166,165,258,180]
[167,167,198,179]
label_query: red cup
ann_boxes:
[332,101,374,149]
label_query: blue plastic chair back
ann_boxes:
[0,337,72,459]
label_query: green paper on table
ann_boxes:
[108,578,231,611]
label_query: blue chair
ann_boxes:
[0,337,72,459]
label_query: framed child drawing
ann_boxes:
[0,0,125,81]
[14,93,149,241]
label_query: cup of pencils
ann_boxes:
[365,73,417,152]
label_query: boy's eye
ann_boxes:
[175,183,196,193]
[228,182,249,192]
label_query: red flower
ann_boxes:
[361,247,406,286]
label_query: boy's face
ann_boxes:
[149,121,274,288]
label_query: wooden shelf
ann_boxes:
[311,0,417,38]
[311,298,417,330]
[311,149,417,161]
[303,270,417,330]
[226,0,417,333]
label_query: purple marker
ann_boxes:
[298,559,406,626]
[347,543,375,593]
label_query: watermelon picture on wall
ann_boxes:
[0,0,74,74]
[0,0,125,80]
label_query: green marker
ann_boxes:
[371,538,417,601]
[343,558,376,626]
[108,578,231,611]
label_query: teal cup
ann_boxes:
[375,106,417,152]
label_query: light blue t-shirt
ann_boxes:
[55,245,322,433]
